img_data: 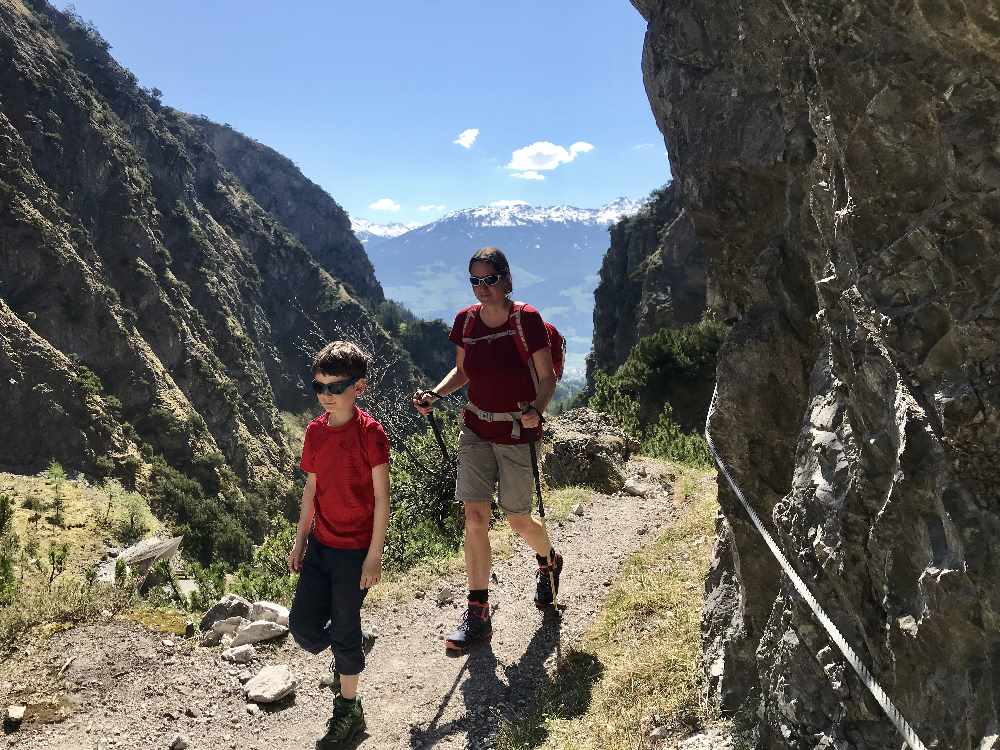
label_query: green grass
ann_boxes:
[498,460,722,750]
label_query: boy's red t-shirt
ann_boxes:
[449,303,549,445]
[299,406,390,550]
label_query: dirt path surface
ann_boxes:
[3,461,676,750]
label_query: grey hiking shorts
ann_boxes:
[455,426,535,515]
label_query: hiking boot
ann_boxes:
[325,629,378,694]
[316,695,365,750]
[445,601,492,654]
[534,550,563,609]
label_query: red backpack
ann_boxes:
[461,302,566,388]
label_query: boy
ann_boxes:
[287,341,390,750]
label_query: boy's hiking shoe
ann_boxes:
[325,629,378,695]
[534,550,563,609]
[316,695,365,750]
[445,601,492,655]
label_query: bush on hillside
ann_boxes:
[590,318,726,466]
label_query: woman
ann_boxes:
[412,246,562,654]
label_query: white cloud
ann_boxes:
[418,204,447,212]
[453,128,479,149]
[506,140,594,173]
[490,200,530,207]
[512,170,545,181]
[368,197,401,212]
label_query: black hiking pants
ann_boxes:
[288,537,369,675]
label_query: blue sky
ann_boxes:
[57,1,671,225]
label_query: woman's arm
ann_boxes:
[413,347,470,414]
[520,347,556,428]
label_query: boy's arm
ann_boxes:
[288,473,317,572]
[361,463,390,588]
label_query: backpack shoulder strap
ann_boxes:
[462,304,481,341]
[508,301,539,390]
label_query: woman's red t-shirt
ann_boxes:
[449,303,549,445]
[299,406,390,549]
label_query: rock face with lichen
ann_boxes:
[633,0,1000,747]
[0,0,413,493]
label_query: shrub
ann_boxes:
[230,518,298,605]
[641,404,712,467]
[0,494,18,606]
[384,415,465,571]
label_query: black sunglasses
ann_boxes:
[469,272,505,287]
[311,376,360,396]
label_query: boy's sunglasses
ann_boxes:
[469,272,505,287]
[311,376,360,396]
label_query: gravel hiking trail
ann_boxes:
[2,459,678,750]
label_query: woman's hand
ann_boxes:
[287,537,307,573]
[412,390,437,416]
[360,552,382,589]
[520,404,542,429]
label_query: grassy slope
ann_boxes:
[499,460,722,750]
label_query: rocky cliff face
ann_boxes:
[0,0,412,489]
[186,118,384,307]
[588,183,706,383]
[633,1,1000,747]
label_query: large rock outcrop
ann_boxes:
[633,1,1000,748]
[186,118,384,307]
[588,183,707,382]
[0,0,414,489]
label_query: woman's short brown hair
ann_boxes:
[312,340,369,378]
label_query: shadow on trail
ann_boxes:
[409,607,594,749]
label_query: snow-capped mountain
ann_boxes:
[351,218,421,244]
[361,197,645,375]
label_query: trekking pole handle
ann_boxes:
[418,389,443,409]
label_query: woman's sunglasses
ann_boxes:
[469,272,505,287]
[311,376,360,396]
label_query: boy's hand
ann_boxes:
[287,538,307,573]
[360,553,382,589]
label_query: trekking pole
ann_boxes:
[421,390,450,464]
[525,414,557,608]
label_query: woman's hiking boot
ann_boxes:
[534,550,563,608]
[325,629,378,695]
[445,600,492,655]
[316,695,365,750]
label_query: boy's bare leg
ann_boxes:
[464,501,492,589]
[340,674,358,700]
[506,514,552,557]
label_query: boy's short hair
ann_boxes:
[312,340,369,378]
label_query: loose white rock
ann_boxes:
[222,644,257,664]
[571,503,584,516]
[231,620,288,647]
[251,601,290,627]
[245,665,298,704]
[624,478,648,497]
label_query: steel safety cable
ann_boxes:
[704,386,928,750]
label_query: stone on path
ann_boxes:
[222,644,257,664]
[435,585,455,606]
[200,616,249,646]
[624,477,648,497]
[199,593,251,631]
[245,665,298,704]
[169,734,190,750]
[231,620,288,647]
[250,601,290,627]
[572,503,585,516]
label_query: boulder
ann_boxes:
[221,644,257,664]
[250,601,289,627]
[230,620,288,647]
[199,594,251,632]
[200,616,249,646]
[541,408,638,494]
[245,665,297,704]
